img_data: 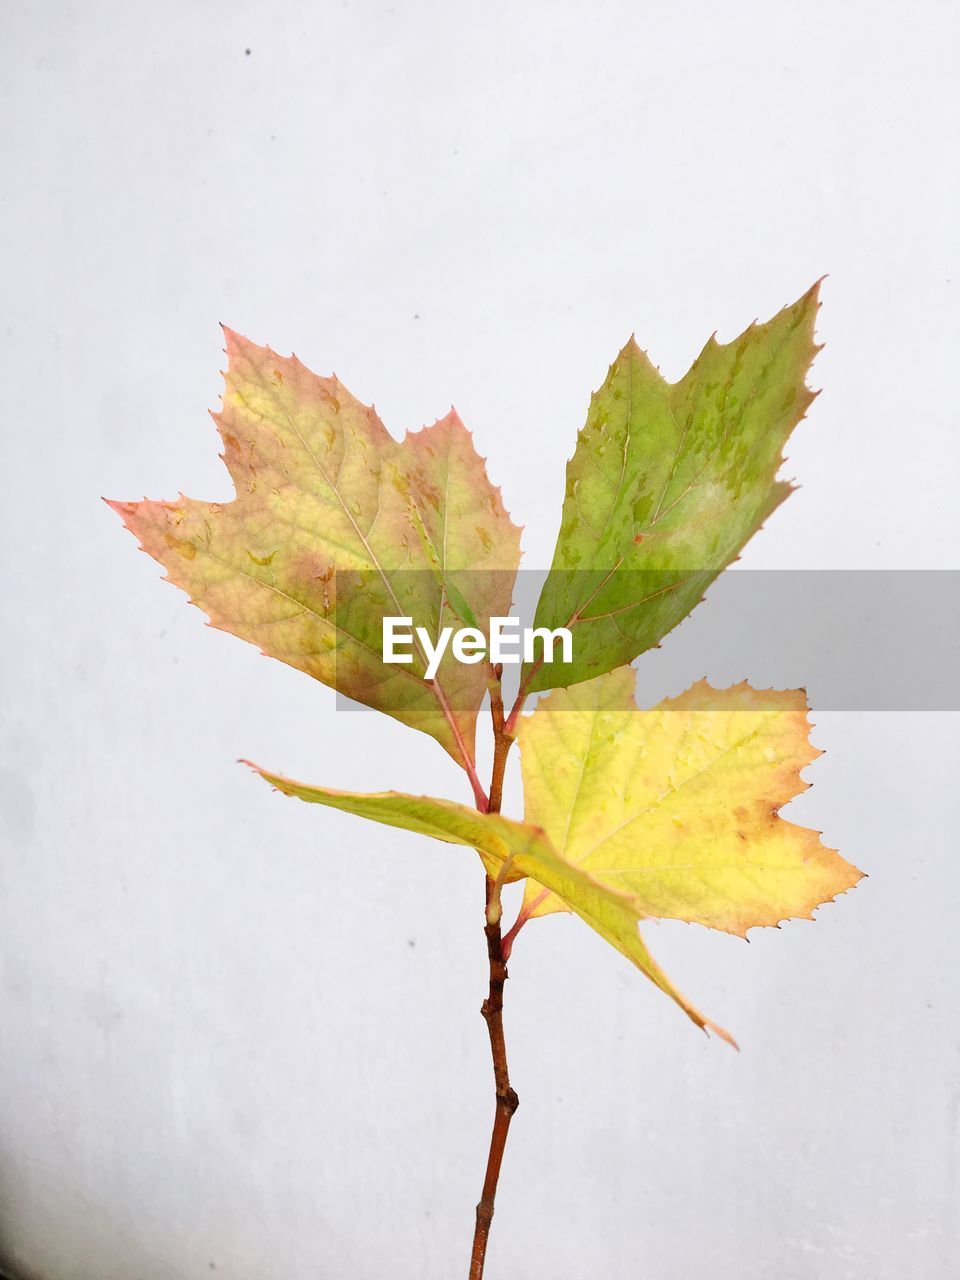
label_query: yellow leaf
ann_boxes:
[519,668,863,936]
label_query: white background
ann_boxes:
[2,2,959,1277]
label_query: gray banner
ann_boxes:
[332,570,960,712]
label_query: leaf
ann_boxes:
[244,763,735,1044]
[522,283,822,694]
[518,667,863,935]
[107,331,521,792]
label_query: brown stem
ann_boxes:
[469,876,519,1279]
[468,668,518,1280]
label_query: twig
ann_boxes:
[468,667,519,1279]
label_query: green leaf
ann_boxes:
[245,763,735,1043]
[107,331,521,794]
[521,283,822,694]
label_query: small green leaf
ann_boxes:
[522,283,822,694]
[245,763,734,1044]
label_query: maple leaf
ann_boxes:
[243,763,735,1044]
[107,331,521,799]
[517,667,863,935]
[522,283,822,694]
